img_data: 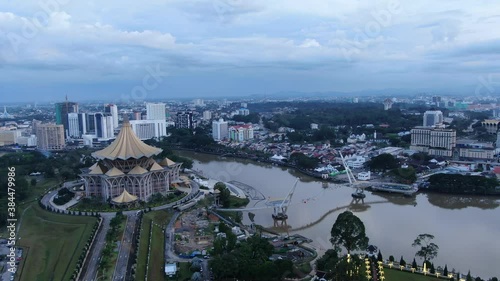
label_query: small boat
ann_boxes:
[351,192,366,199]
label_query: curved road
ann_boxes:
[39,181,200,281]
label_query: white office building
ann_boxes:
[68,113,80,138]
[129,119,167,140]
[146,103,166,120]
[105,104,119,129]
[212,118,228,141]
[410,127,456,157]
[423,110,444,127]
[203,110,212,120]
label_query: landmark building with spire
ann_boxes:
[80,117,181,202]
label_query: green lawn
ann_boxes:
[16,204,97,281]
[148,224,165,281]
[135,219,152,281]
[175,262,192,281]
[136,209,174,281]
[384,268,442,281]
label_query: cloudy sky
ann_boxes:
[1,0,500,102]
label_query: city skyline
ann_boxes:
[1,1,500,102]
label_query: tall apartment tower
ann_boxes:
[146,103,166,120]
[55,99,78,138]
[212,118,228,141]
[36,124,65,150]
[176,112,194,129]
[423,110,444,127]
[104,104,119,129]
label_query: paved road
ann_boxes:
[112,214,138,281]
[164,211,182,262]
[80,216,111,281]
[39,181,200,281]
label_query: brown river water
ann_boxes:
[177,151,500,278]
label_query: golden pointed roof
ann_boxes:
[149,162,164,171]
[111,189,138,204]
[105,167,124,177]
[89,163,105,174]
[159,157,176,167]
[92,117,162,160]
[128,165,148,175]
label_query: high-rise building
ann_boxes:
[203,110,212,120]
[78,113,87,136]
[86,113,96,134]
[146,103,166,120]
[68,113,80,138]
[228,125,254,142]
[0,130,22,146]
[241,102,248,108]
[104,104,119,129]
[423,110,444,127]
[383,99,393,110]
[212,118,228,141]
[237,108,250,116]
[133,111,142,121]
[94,113,114,139]
[193,99,205,107]
[176,112,194,129]
[129,120,167,140]
[410,127,456,157]
[36,124,65,150]
[55,100,78,138]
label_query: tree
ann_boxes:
[330,211,369,254]
[400,256,406,266]
[30,178,37,186]
[444,264,448,276]
[368,153,399,172]
[377,250,383,262]
[412,233,439,264]
[389,255,395,262]
[412,258,417,269]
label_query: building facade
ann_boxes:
[176,112,194,129]
[410,127,456,157]
[0,130,21,146]
[55,101,78,138]
[146,103,166,120]
[423,110,444,127]
[80,118,181,202]
[481,119,500,134]
[36,123,65,150]
[228,125,254,142]
[129,119,167,140]
[203,110,212,120]
[104,104,119,129]
[212,118,228,141]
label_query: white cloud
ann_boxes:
[1,0,500,97]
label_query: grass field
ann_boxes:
[148,224,165,281]
[16,204,97,281]
[384,268,441,281]
[136,210,174,281]
[135,219,152,281]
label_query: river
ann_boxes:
[177,151,500,278]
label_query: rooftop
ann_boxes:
[92,117,162,160]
